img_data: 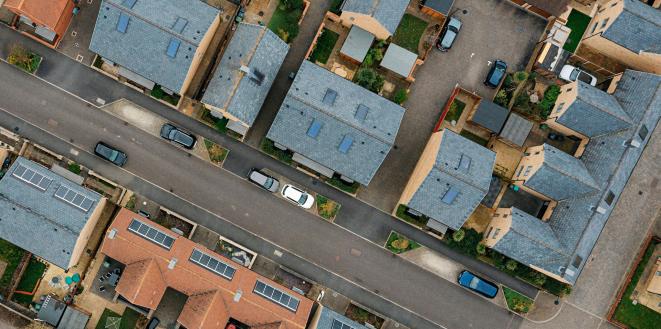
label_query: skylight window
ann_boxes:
[459,154,471,172]
[172,17,188,33]
[166,38,181,58]
[441,186,459,204]
[307,120,322,138]
[323,89,337,105]
[355,104,369,122]
[116,13,129,33]
[338,135,353,154]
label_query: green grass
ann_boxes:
[392,14,428,54]
[309,29,339,64]
[201,109,229,134]
[96,309,121,329]
[68,162,82,175]
[7,45,41,74]
[613,240,661,329]
[386,231,421,254]
[204,139,228,164]
[563,10,591,53]
[0,239,26,290]
[326,175,360,194]
[150,85,180,106]
[261,139,293,165]
[329,0,343,14]
[503,287,533,314]
[268,3,303,43]
[96,308,141,329]
[459,130,488,146]
[444,100,466,123]
[12,258,46,305]
[316,195,340,220]
[395,205,429,228]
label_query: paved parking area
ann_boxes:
[358,0,547,211]
[57,0,100,65]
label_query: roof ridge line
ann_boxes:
[0,193,80,235]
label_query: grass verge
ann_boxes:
[386,231,420,254]
[392,14,428,54]
[316,195,340,220]
[204,139,228,165]
[503,286,533,314]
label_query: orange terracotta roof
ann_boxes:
[3,0,70,29]
[100,208,313,329]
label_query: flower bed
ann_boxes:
[386,231,421,254]
[503,286,533,314]
[316,195,340,221]
[7,45,41,74]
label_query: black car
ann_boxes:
[160,123,196,149]
[484,60,507,88]
[146,317,160,329]
[94,142,127,167]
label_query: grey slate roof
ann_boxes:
[0,158,102,269]
[341,0,409,35]
[523,144,599,201]
[380,43,418,77]
[340,25,374,62]
[201,23,289,126]
[496,70,661,283]
[38,295,66,327]
[601,0,661,54]
[422,0,455,15]
[316,306,370,329]
[267,60,405,185]
[557,81,632,137]
[408,130,496,230]
[58,305,89,329]
[89,0,218,93]
[470,99,509,133]
[499,113,533,147]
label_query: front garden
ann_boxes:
[324,175,360,194]
[268,0,305,43]
[392,14,429,54]
[7,44,41,74]
[503,286,533,314]
[150,85,180,106]
[204,139,228,165]
[309,28,339,64]
[260,138,293,164]
[444,99,466,123]
[395,204,429,228]
[345,303,384,329]
[612,239,661,329]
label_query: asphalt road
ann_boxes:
[0,60,522,329]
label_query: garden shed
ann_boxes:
[380,43,418,78]
[468,99,509,133]
[499,113,534,147]
[340,26,374,63]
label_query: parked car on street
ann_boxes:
[559,64,597,86]
[94,142,127,167]
[436,16,462,51]
[247,169,280,193]
[457,270,499,298]
[484,60,507,88]
[280,184,314,209]
[160,123,197,149]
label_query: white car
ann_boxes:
[280,184,314,209]
[559,65,597,86]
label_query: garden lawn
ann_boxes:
[392,14,428,54]
[12,258,46,305]
[96,308,141,329]
[386,231,420,254]
[503,287,533,314]
[310,29,339,64]
[444,100,466,123]
[563,10,591,53]
[268,3,303,43]
[0,239,25,290]
[613,240,661,329]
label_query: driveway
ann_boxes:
[359,0,547,211]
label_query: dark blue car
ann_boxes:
[484,60,507,88]
[458,270,498,298]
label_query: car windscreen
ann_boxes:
[298,194,308,204]
[577,72,592,84]
[441,30,457,47]
[570,69,579,81]
[173,131,194,145]
[264,178,273,189]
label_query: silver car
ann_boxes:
[247,169,280,193]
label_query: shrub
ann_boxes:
[476,243,486,255]
[536,84,561,119]
[150,85,165,99]
[67,162,82,175]
[514,71,528,82]
[8,44,40,73]
[355,68,384,93]
[494,90,509,107]
[393,88,408,105]
[506,259,518,271]
[452,229,465,242]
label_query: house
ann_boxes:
[89,0,220,96]
[339,0,409,40]
[398,129,496,233]
[483,69,660,284]
[201,23,289,137]
[380,43,420,81]
[2,0,74,48]
[0,157,106,269]
[266,60,405,186]
[421,0,455,18]
[580,0,660,74]
[308,306,370,329]
[508,0,571,19]
[100,208,313,328]
[339,25,375,63]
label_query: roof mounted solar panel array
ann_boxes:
[12,164,52,191]
[253,280,300,312]
[331,319,355,329]
[128,219,175,250]
[54,186,95,212]
[189,248,236,280]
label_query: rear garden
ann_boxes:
[309,28,339,64]
[494,71,560,122]
[0,239,26,294]
[95,308,142,329]
[392,13,429,54]
[268,0,305,43]
[12,257,47,305]
[563,10,591,53]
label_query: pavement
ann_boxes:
[0,60,522,329]
[357,0,548,211]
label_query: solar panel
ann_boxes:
[307,120,322,138]
[167,38,181,58]
[189,249,236,280]
[53,186,95,212]
[338,135,353,154]
[331,319,355,329]
[116,13,129,33]
[355,104,369,122]
[121,0,137,8]
[253,280,300,312]
[12,164,52,191]
[127,219,175,250]
[172,17,188,33]
[441,186,460,204]
[323,89,337,105]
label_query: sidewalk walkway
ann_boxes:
[0,20,538,299]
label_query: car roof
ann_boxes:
[284,185,303,198]
[249,170,269,184]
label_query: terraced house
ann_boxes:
[266,60,405,187]
[483,70,661,284]
[89,0,220,98]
